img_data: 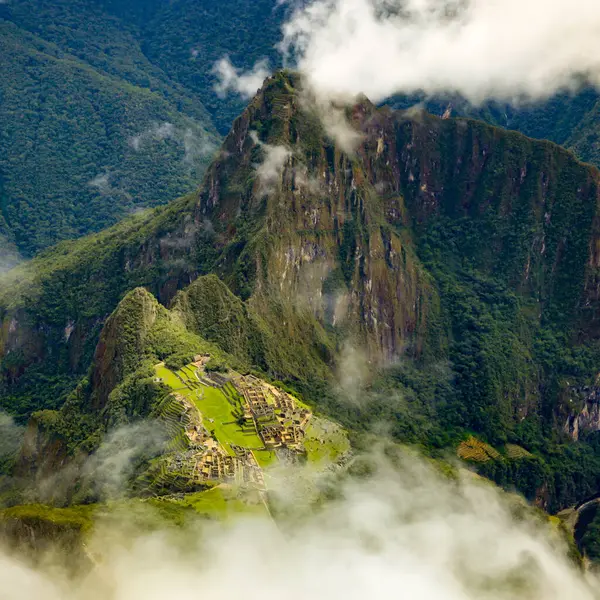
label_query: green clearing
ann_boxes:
[0,503,96,533]
[169,486,266,518]
[195,385,265,456]
[155,363,273,463]
[253,449,277,468]
[304,418,351,464]
[155,365,187,391]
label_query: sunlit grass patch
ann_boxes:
[505,444,533,460]
[304,417,350,464]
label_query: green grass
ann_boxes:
[196,386,265,455]
[155,365,187,391]
[304,418,351,464]
[253,449,277,468]
[155,363,268,457]
[167,486,268,518]
[0,503,96,533]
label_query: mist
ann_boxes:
[212,0,600,151]
[251,131,293,195]
[213,57,272,99]
[0,233,23,275]
[2,449,599,599]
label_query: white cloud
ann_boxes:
[183,128,217,164]
[1,451,597,599]
[279,0,600,105]
[213,57,271,99]
[0,235,22,275]
[0,411,24,459]
[251,131,292,195]
[80,421,167,500]
[336,342,370,404]
[88,171,133,202]
[88,172,111,193]
[129,122,177,151]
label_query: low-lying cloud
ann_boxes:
[213,0,600,151]
[129,122,177,151]
[2,451,598,599]
[129,122,217,165]
[213,57,271,99]
[0,412,24,461]
[0,235,22,275]
[214,0,600,151]
[251,131,292,195]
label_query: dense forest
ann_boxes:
[0,0,286,257]
[3,0,600,260]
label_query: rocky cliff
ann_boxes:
[2,73,600,507]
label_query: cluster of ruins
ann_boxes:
[235,375,311,450]
[159,358,313,489]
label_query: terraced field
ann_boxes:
[155,362,350,476]
[155,363,276,466]
[457,436,501,463]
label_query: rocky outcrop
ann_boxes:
[563,384,600,441]
[2,71,600,427]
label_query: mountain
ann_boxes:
[390,88,600,170]
[0,0,294,258]
[4,0,600,264]
[0,0,220,257]
[4,72,600,514]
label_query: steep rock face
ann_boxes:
[1,72,600,430]
[90,288,159,410]
[17,414,70,481]
[563,383,600,441]
[195,78,436,362]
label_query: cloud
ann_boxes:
[317,98,363,152]
[88,172,111,193]
[1,450,598,599]
[251,132,292,195]
[212,57,271,99]
[19,420,168,506]
[0,412,24,461]
[88,171,133,204]
[279,0,600,105]
[336,342,371,404]
[81,421,167,501]
[129,122,177,151]
[182,128,218,164]
[0,235,22,275]
[128,122,216,167]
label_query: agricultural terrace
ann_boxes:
[154,358,350,484]
[155,363,274,466]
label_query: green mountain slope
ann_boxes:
[0,2,220,256]
[3,73,600,512]
[5,0,600,261]
[390,88,600,170]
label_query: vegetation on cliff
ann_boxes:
[3,72,600,514]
